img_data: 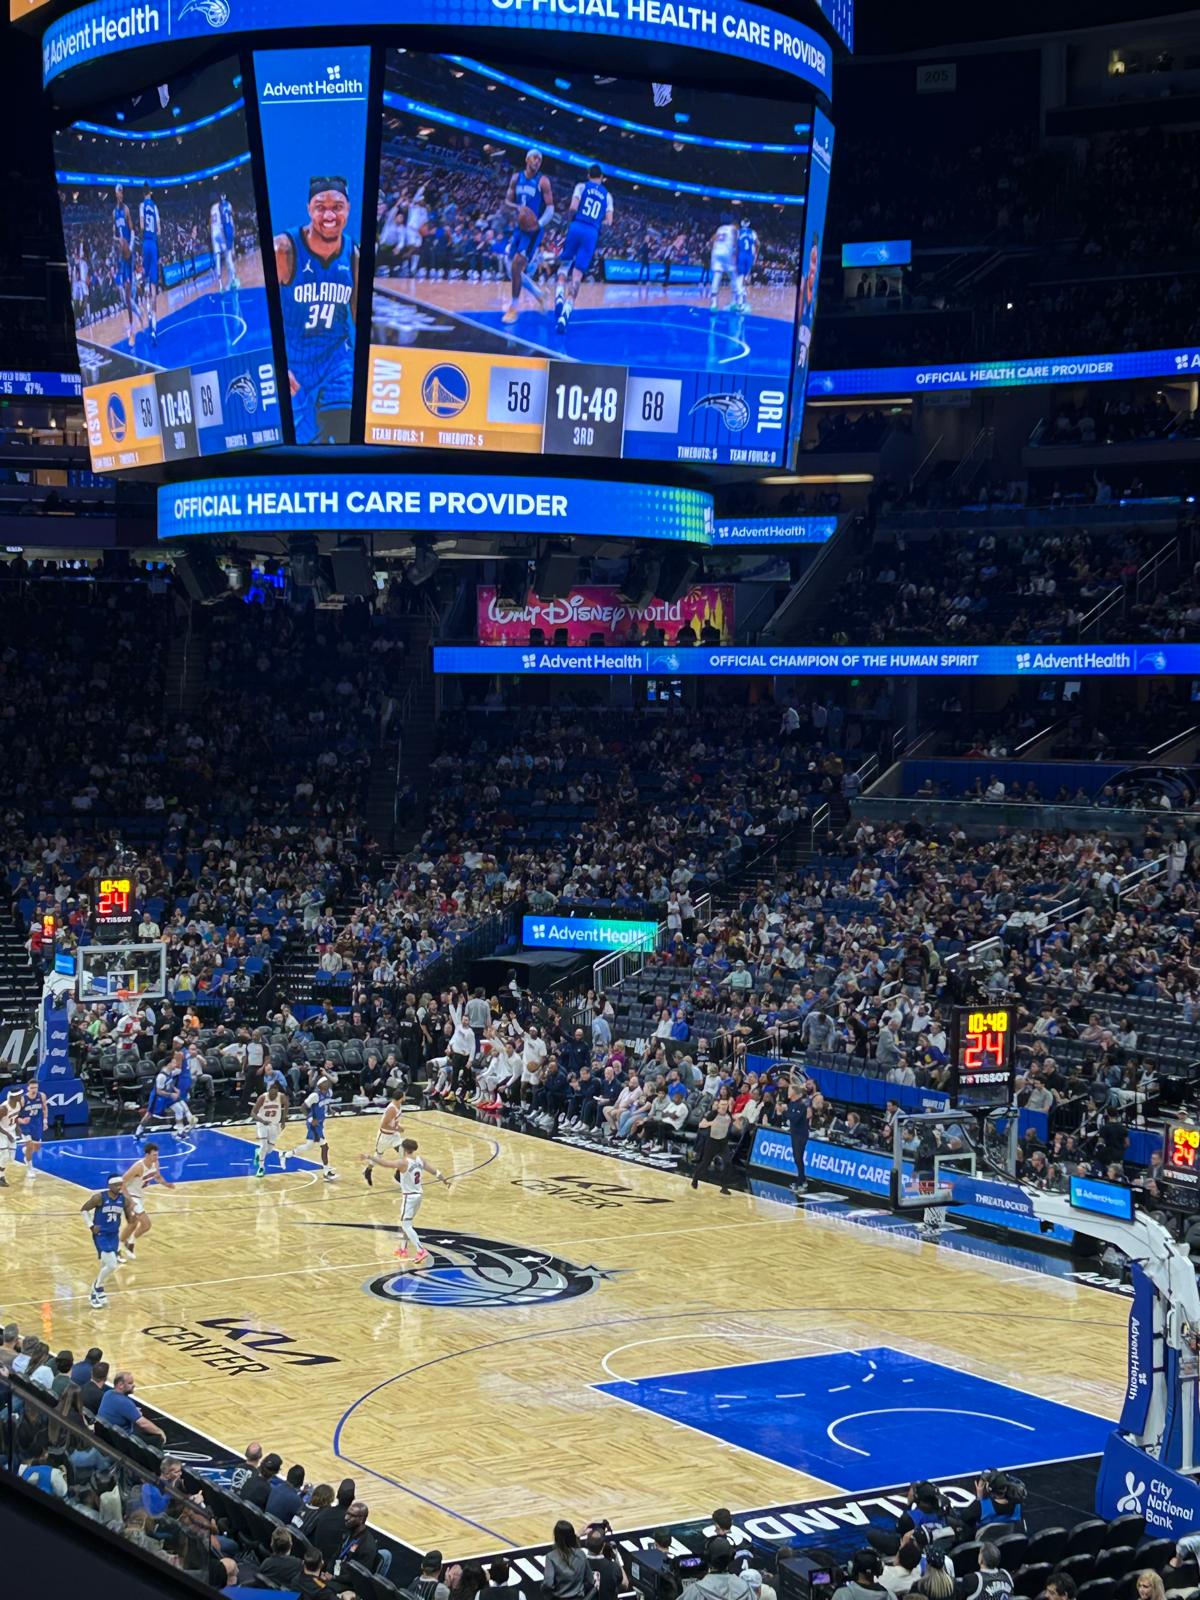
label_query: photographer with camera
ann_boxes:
[960,1473,1025,1535]
[867,1483,959,1560]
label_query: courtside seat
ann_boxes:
[1067,1521,1109,1559]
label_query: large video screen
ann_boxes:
[365,53,813,466]
[55,59,284,472]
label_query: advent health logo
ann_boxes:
[259,61,367,98]
[522,915,657,953]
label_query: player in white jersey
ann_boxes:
[362,1089,405,1186]
[709,215,738,311]
[210,193,238,292]
[0,1088,22,1187]
[362,1137,449,1263]
[118,1142,175,1257]
[251,1084,288,1176]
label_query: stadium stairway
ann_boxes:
[372,616,438,853]
[0,912,41,1029]
[164,607,207,716]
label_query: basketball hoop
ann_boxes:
[116,989,133,1004]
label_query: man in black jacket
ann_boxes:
[241,1452,283,1509]
[335,1500,378,1577]
[259,1527,305,1588]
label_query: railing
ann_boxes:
[1137,537,1180,607]
[850,793,1199,842]
[1076,582,1124,641]
[808,802,830,849]
[591,891,713,997]
[946,425,995,497]
[390,681,414,832]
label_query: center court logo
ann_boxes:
[311,1224,612,1308]
[106,392,127,442]
[422,363,470,418]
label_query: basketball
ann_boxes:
[517,204,538,232]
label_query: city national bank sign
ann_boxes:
[158,475,713,545]
[42,0,833,91]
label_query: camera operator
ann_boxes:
[585,1526,627,1600]
[832,1552,888,1600]
[956,1546,1012,1600]
[680,1538,755,1600]
[867,1483,959,1560]
[959,1473,1025,1535]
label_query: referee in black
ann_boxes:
[786,1083,810,1194]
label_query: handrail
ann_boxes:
[908,432,944,495]
[1076,582,1124,641]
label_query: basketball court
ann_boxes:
[1,1106,1128,1557]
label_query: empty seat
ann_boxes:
[1068,1521,1110,1559]
[1075,1579,1119,1600]
[1025,1529,1069,1567]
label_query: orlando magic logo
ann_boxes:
[690,391,750,432]
[225,372,259,415]
[311,1224,611,1308]
[179,0,231,26]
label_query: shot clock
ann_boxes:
[94,876,137,941]
[950,1005,1015,1111]
[1161,1119,1200,1210]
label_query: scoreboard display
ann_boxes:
[950,1005,1015,1111]
[53,57,283,472]
[1161,1119,1200,1210]
[366,52,812,467]
[94,876,137,939]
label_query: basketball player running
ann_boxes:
[82,1175,134,1308]
[734,218,758,312]
[220,192,236,276]
[113,183,136,349]
[119,1142,174,1258]
[709,214,737,311]
[251,1083,288,1177]
[275,177,358,444]
[362,1137,450,1263]
[210,189,239,293]
[139,185,159,340]
[16,1080,49,1175]
[555,163,612,336]
[502,151,554,325]
[0,1087,22,1187]
[290,1075,337,1182]
[362,1088,405,1187]
[135,1055,181,1138]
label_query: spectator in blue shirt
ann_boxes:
[97,1371,166,1444]
[267,1462,307,1523]
[70,1346,102,1388]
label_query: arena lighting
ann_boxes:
[756,473,874,484]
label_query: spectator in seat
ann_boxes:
[230,1440,263,1492]
[957,1545,1013,1600]
[80,1359,111,1416]
[301,1483,347,1561]
[241,1450,284,1508]
[681,1538,754,1600]
[411,1551,451,1600]
[337,1499,378,1573]
[97,1370,166,1443]
[267,1461,307,1522]
[259,1526,306,1587]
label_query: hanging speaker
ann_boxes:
[174,547,226,605]
[331,543,374,598]
[618,556,660,609]
[656,551,700,602]
[534,545,576,601]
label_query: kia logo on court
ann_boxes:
[510,1174,673,1210]
[312,1224,614,1308]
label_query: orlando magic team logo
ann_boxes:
[690,391,750,432]
[311,1224,612,1308]
[179,0,231,26]
[421,363,470,419]
[225,372,259,415]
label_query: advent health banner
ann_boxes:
[522,915,657,953]
[434,643,1200,677]
[478,584,734,646]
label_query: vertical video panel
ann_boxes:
[788,106,834,467]
[55,59,283,473]
[253,45,371,445]
[365,53,810,467]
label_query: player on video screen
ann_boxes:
[139,186,159,341]
[734,217,758,313]
[796,229,820,369]
[502,150,554,325]
[709,213,737,312]
[112,184,136,350]
[554,162,612,337]
[210,190,239,293]
[275,175,358,445]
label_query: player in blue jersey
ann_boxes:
[135,1056,180,1138]
[112,183,136,350]
[502,150,554,325]
[734,218,758,312]
[796,228,820,371]
[139,185,160,340]
[275,176,358,445]
[16,1080,49,1175]
[82,1174,134,1308]
[554,162,613,336]
[288,1074,337,1182]
[221,193,235,256]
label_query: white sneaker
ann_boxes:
[89,1289,106,1308]
[324,1170,338,1182]
[278,1149,289,1170]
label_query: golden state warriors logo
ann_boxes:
[421,363,469,419]
[106,392,128,443]
[311,1224,612,1308]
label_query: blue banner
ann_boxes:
[841,239,910,267]
[603,260,704,285]
[38,1003,89,1127]
[1069,1174,1134,1222]
[810,344,1200,398]
[0,370,82,397]
[434,643,1200,677]
[521,914,657,953]
[711,516,837,545]
[788,105,833,464]
[159,474,713,543]
[1096,1429,1200,1534]
[43,0,834,96]
[1119,1263,1154,1437]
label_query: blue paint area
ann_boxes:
[595,1347,1112,1489]
[34,1127,317,1189]
[469,301,793,378]
[121,284,272,370]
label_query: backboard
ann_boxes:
[77,942,167,1004]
